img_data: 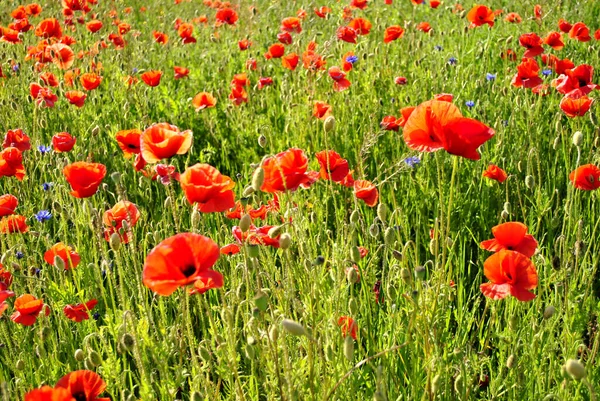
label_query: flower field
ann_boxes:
[1,0,600,399]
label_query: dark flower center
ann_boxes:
[73,392,87,401]
[127,144,138,149]
[181,264,196,278]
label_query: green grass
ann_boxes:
[2,0,600,399]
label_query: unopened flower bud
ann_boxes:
[269,325,279,342]
[401,268,411,283]
[501,210,510,220]
[110,172,121,184]
[377,203,388,224]
[350,246,361,263]
[346,266,359,284]
[74,349,85,361]
[525,175,535,189]
[369,224,379,238]
[268,225,282,238]
[88,350,102,367]
[503,202,511,214]
[565,359,586,380]
[324,116,336,132]
[198,345,211,362]
[120,333,135,352]
[191,208,201,226]
[40,326,51,341]
[239,214,252,232]
[415,265,426,280]
[572,131,583,147]
[254,292,268,312]
[15,360,25,370]
[506,354,515,369]
[431,374,441,394]
[54,255,65,270]
[350,210,360,225]
[373,391,387,401]
[543,305,556,320]
[281,319,306,336]
[246,244,259,258]
[279,233,292,249]
[348,298,358,315]
[343,335,354,361]
[191,392,203,401]
[243,185,255,197]
[164,196,172,209]
[252,167,265,191]
[392,250,403,260]
[258,134,267,148]
[553,136,561,150]
[109,232,121,251]
[384,227,396,246]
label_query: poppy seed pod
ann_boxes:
[344,335,354,361]
[239,214,252,232]
[74,348,85,361]
[251,167,265,191]
[525,175,535,189]
[279,233,292,249]
[543,305,556,319]
[573,131,584,147]
[565,359,586,380]
[258,134,267,148]
[281,319,306,336]
[324,116,336,132]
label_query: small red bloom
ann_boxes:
[354,180,378,207]
[52,132,76,152]
[337,316,358,340]
[63,299,98,322]
[480,222,537,258]
[482,164,507,183]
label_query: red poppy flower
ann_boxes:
[140,123,192,163]
[40,72,59,87]
[80,73,102,90]
[52,132,76,153]
[103,201,140,243]
[533,4,542,19]
[336,26,357,43]
[552,64,598,98]
[384,26,404,43]
[0,194,18,217]
[35,18,62,39]
[55,370,110,401]
[543,31,565,50]
[314,6,331,18]
[44,243,81,269]
[569,164,600,190]
[281,17,302,33]
[1,28,22,44]
[482,164,507,183]
[348,18,371,35]
[25,386,74,401]
[354,180,378,207]
[260,148,315,193]
[173,66,189,79]
[511,58,543,88]
[63,299,98,322]
[467,5,495,27]
[416,22,432,33]
[115,129,141,158]
[398,106,415,127]
[569,22,591,42]
[141,70,162,87]
[11,294,47,326]
[153,31,168,44]
[519,33,544,58]
[504,12,522,23]
[143,233,222,296]
[265,43,285,59]
[0,215,28,233]
[558,19,572,33]
[282,53,299,70]
[351,0,368,9]
[192,92,216,111]
[380,116,401,131]
[480,250,538,301]
[238,39,251,50]
[315,150,350,182]
[179,163,236,213]
[48,43,75,70]
[560,96,593,118]
[86,20,103,33]
[3,129,31,152]
[313,101,332,119]
[480,222,537,257]
[30,84,58,108]
[220,243,241,255]
[328,66,351,91]
[63,162,106,198]
[0,147,26,180]
[430,0,440,8]
[229,85,248,105]
[337,316,358,340]
[216,8,238,25]
[177,23,196,44]
[64,91,86,107]
[232,225,281,248]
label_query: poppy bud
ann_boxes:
[198,345,211,362]
[75,348,85,361]
[431,374,442,394]
[503,202,511,214]
[281,319,306,336]
[350,246,361,263]
[505,35,513,44]
[377,203,388,224]
[324,115,336,132]
[346,266,359,284]
[344,335,354,362]
[243,185,255,197]
[15,360,25,370]
[525,175,535,189]
[89,350,102,366]
[0,253,7,265]
[415,265,426,280]
[164,196,172,209]
[454,374,463,394]
[595,136,600,148]
[506,354,515,369]
[254,291,268,312]
[191,392,202,401]
[91,125,100,136]
[501,210,509,220]
[109,232,121,251]
[401,268,411,283]
[369,224,379,238]
[384,227,396,246]
[84,358,95,370]
[429,239,437,254]
[110,171,121,184]
[191,208,201,226]
[553,136,561,150]
[244,343,255,359]
[269,325,279,342]
[543,305,556,319]
[572,131,584,147]
[54,255,66,270]
[240,214,252,232]
[251,167,265,192]
[314,255,325,265]
[348,298,358,315]
[565,359,586,380]
[120,333,135,351]
[350,210,360,224]
[268,225,282,238]
[279,233,292,249]
[258,134,267,148]
[40,326,51,341]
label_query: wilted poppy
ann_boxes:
[315,150,350,182]
[313,101,331,119]
[0,147,26,180]
[482,164,507,183]
[52,132,76,152]
[519,33,544,58]
[141,70,162,87]
[140,123,193,163]
[55,370,110,401]
[354,180,378,207]
[179,164,236,213]
[11,294,47,326]
[560,96,593,118]
[480,250,537,301]
[143,233,222,296]
[115,129,141,158]
[3,129,31,152]
[65,91,86,107]
[103,200,140,243]
[337,316,358,340]
[63,299,98,322]
[0,195,18,217]
[467,5,495,27]
[480,222,537,257]
[192,92,217,111]
[384,26,404,43]
[63,162,106,198]
[216,8,238,25]
[44,243,81,269]
[569,164,600,190]
[260,148,316,193]
[80,73,102,90]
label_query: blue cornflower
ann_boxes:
[38,145,51,154]
[448,57,457,65]
[465,100,475,108]
[434,45,443,51]
[486,73,496,81]
[542,69,552,76]
[345,55,358,64]
[35,210,52,222]
[15,251,24,259]
[42,182,54,191]
[132,67,139,74]
[93,312,100,320]
[404,156,421,168]
[12,64,19,72]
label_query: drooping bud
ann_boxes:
[377,203,388,224]
[239,214,252,233]
[525,175,535,189]
[191,208,201,226]
[279,233,292,249]
[120,333,135,352]
[54,255,65,271]
[506,354,515,369]
[350,246,361,263]
[572,131,584,147]
[350,210,360,225]
[110,172,121,184]
[281,319,306,336]
[324,115,336,132]
[243,185,255,197]
[543,305,556,320]
[258,134,267,148]
[384,227,396,246]
[252,167,265,191]
[74,349,85,361]
[268,225,282,238]
[565,359,586,380]
[164,196,172,209]
[109,232,122,251]
[88,350,102,367]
